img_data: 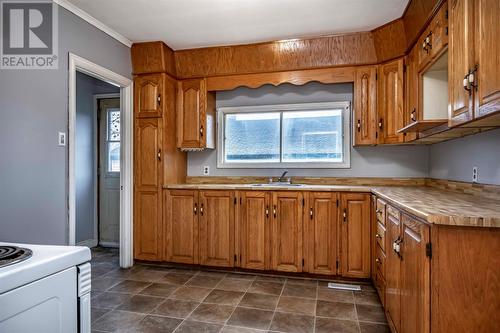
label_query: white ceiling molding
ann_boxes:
[53,0,132,47]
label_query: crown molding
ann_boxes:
[53,0,132,47]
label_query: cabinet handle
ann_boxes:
[411,108,416,121]
[194,203,198,215]
[343,209,347,223]
[378,119,383,130]
[273,205,277,218]
[310,208,313,219]
[375,209,382,214]
[157,94,161,107]
[200,203,204,216]
[357,120,361,132]
[469,65,478,90]
[376,234,382,239]
[200,126,204,137]
[265,206,269,219]
[463,73,471,92]
[157,149,161,161]
[375,258,381,264]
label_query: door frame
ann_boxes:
[93,93,121,248]
[68,53,134,268]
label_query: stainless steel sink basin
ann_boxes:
[250,183,304,187]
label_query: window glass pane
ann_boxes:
[224,112,280,163]
[282,109,343,162]
[108,142,120,172]
[107,110,120,141]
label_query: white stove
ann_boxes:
[0,242,91,333]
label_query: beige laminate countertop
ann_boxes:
[163,184,500,228]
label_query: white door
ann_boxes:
[99,98,121,247]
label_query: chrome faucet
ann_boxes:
[277,170,289,183]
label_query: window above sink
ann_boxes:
[217,102,351,169]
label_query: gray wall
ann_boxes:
[0,6,131,245]
[75,72,119,244]
[188,83,430,178]
[429,129,500,185]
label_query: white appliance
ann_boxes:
[0,242,91,333]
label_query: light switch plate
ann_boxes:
[58,132,66,146]
[203,166,210,176]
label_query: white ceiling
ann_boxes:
[65,0,409,50]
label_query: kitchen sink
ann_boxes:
[249,183,305,187]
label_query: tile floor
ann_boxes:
[90,247,389,333]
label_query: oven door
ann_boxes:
[0,267,78,333]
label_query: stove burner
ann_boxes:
[0,246,32,268]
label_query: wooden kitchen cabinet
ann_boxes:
[340,193,371,278]
[164,190,199,264]
[385,207,402,333]
[418,2,449,70]
[134,74,164,118]
[378,58,405,144]
[271,192,304,272]
[354,66,378,145]
[305,192,338,275]
[400,214,431,333]
[199,191,235,267]
[239,191,270,270]
[134,118,163,261]
[177,78,215,150]
[403,46,419,142]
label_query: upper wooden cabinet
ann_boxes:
[378,58,405,144]
[239,191,270,270]
[418,2,449,70]
[271,192,304,273]
[354,66,378,145]
[164,190,199,264]
[305,192,338,275]
[403,47,419,142]
[340,193,371,278]
[199,190,235,267]
[177,78,216,150]
[135,74,164,118]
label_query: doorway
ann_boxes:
[68,53,133,268]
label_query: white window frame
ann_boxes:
[105,107,121,176]
[217,102,351,169]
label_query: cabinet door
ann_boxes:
[306,192,338,275]
[271,192,303,272]
[340,193,371,278]
[354,66,378,145]
[385,211,402,333]
[400,215,431,333]
[430,2,449,60]
[199,191,235,267]
[164,190,199,264]
[240,191,270,270]
[475,0,500,117]
[404,47,419,142]
[448,0,475,126]
[177,78,205,148]
[134,74,163,118]
[378,59,405,144]
[134,118,162,260]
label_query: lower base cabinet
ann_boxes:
[161,189,372,279]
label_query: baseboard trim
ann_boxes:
[77,239,98,248]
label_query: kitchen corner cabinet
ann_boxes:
[133,118,163,260]
[135,74,164,118]
[305,192,338,275]
[177,78,216,150]
[354,66,378,145]
[271,192,304,272]
[164,190,199,264]
[449,0,500,125]
[378,58,405,144]
[340,193,371,278]
[199,190,235,267]
[239,191,271,270]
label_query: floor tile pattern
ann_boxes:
[90,247,389,333]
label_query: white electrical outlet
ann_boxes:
[472,166,478,183]
[58,132,66,146]
[203,166,210,176]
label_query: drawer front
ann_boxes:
[376,198,386,225]
[374,270,386,308]
[386,205,400,221]
[376,222,386,253]
[375,243,386,278]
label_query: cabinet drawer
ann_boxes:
[386,205,400,221]
[374,270,386,308]
[375,243,386,278]
[375,222,386,253]
[376,198,386,225]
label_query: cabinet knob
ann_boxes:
[194,203,198,215]
[357,120,361,132]
[375,258,381,264]
[343,210,347,223]
[378,119,383,130]
[200,204,204,216]
[273,206,277,218]
[157,149,161,161]
[376,234,382,239]
[200,126,204,137]
[157,94,161,106]
[310,208,313,219]
[265,207,269,219]
[411,108,416,121]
